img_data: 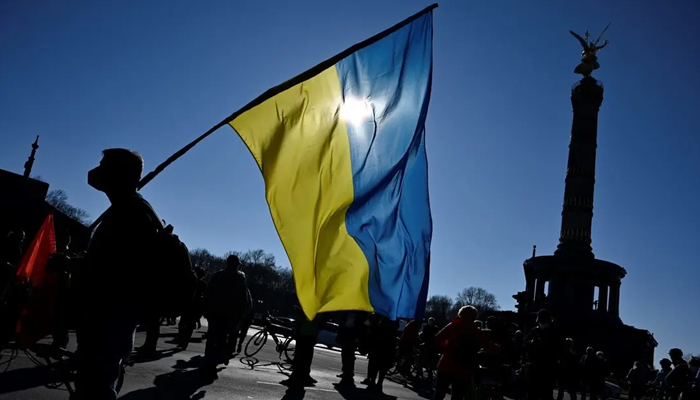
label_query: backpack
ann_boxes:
[136,197,197,319]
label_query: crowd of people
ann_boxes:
[330,308,700,400]
[1,147,699,400]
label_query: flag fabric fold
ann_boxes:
[230,6,435,320]
[16,213,57,348]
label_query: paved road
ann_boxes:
[0,325,433,400]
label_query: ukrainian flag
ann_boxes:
[229,5,435,320]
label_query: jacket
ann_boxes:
[435,317,498,378]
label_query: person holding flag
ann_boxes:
[56,148,161,400]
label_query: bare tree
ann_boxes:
[189,248,226,279]
[46,189,91,225]
[454,286,500,314]
[237,249,276,268]
[426,295,454,326]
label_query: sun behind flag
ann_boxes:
[230,6,435,321]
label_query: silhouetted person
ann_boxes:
[421,317,439,343]
[399,319,421,374]
[580,347,598,400]
[202,254,248,375]
[557,338,579,400]
[627,361,650,400]
[178,268,207,350]
[688,357,700,400]
[525,309,563,400]
[50,236,73,349]
[227,270,251,356]
[362,315,399,393]
[282,313,323,388]
[667,348,693,400]
[336,311,364,385]
[72,148,158,400]
[581,350,608,400]
[417,317,439,379]
[652,358,673,388]
[479,316,511,386]
[432,305,497,400]
[135,315,161,355]
[594,352,609,400]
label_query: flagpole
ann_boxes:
[137,3,438,190]
[138,119,228,190]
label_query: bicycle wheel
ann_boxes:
[283,337,295,363]
[245,330,268,357]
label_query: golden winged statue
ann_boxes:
[570,23,610,76]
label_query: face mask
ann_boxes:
[87,167,108,192]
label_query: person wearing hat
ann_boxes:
[666,348,693,400]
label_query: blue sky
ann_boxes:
[1,1,698,359]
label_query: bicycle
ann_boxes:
[244,317,295,363]
[388,343,420,378]
[27,343,132,399]
[414,345,438,382]
[475,368,504,400]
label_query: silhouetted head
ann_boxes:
[88,148,143,198]
[586,347,595,355]
[427,317,435,326]
[226,254,240,270]
[458,305,479,322]
[660,358,672,370]
[669,348,684,364]
[565,338,574,350]
[195,268,205,279]
[596,351,605,360]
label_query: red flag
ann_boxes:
[15,213,57,348]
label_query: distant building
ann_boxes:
[0,138,90,252]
